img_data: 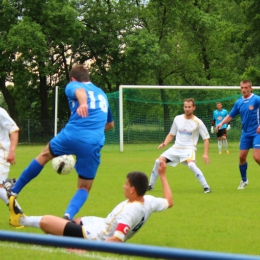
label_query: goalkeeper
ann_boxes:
[211,102,230,154]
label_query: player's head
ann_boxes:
[216,102,222,110]
[240,80,252,98]
[183,98,196,116]
[69,65,90,82]
[125,171,148,196]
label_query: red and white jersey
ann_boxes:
[0,108,19,162]
[81,195,169,242]
[170,114,209,150]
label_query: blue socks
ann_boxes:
[64,188,88,220]
[239,163,248,182]
[12,159,43,194]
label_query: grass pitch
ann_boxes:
[1,142,260,259]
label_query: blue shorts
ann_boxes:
[49,130,103,179]
[239,133,260,150]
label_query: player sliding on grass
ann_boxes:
[4,64,114,222]
[148,98,212,194]
[216,80,260,190]
[9,161,173,243]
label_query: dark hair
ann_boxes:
[69,65,90,82]
[126,171,148,196]
[184,98,195,106]
[240,80,252,87]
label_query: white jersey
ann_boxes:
[81,195,168,242]
[0,107,19,162]
[170,114,209,150]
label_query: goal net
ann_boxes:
[106,85,260,151]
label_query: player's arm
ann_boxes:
[202,139,210,164]
[158,133,174,149]
[75,88,88,117]
[7,130,19,165]
[106,222,131,243]
[105,107,114,131]
[216,115,232,130]
[158,160,173,208]
[105,236,122,242]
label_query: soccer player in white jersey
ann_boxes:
[8,161,173,243]
[0,107,19,207]
[217,80,260,189]
[148,98,212,193]
[211,102,230,154]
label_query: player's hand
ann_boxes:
[158,143,166,149]
[158,160,167,176]
[77,104,88,117]
[210,126,214,134]
[227,125,231,130]
[7,151,16,165]
[202,155,210,164]
[216,124,222,131]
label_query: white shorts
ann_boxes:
[0,162,10,183]
[161,147,196,167]
[81,216,105,241]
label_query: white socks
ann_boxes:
[218,140,222,152]
[19,216,42,228]
[223,139,228,150]
[188,162,209,188]
[149,159,160,187]
[0,187,8,205]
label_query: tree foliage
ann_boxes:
[0,0,258,136]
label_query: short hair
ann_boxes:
[126,171,148,196]
[184,98,195,106]
[216,102,222,105]
[240,80,252,87]
[69,65,90,82]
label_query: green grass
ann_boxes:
[1,142,260,259]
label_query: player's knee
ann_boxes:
[157,157,166,163]
[39,216,49,232]
[253,155,260,164]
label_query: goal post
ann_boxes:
[118,85,260,152]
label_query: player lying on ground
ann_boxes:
[9,161,173,243]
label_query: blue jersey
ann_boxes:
[64,81,113,144]
[229,94,260,136]
[212,109,228,129]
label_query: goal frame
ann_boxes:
[119,85,260,152]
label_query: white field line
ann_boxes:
[0,242,134,260]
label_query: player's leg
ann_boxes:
[7,143,53,197]
[187,161,211,193]
[148,159,160,190]
[63,142,101,220]
[40,215,71,236]
[63,177,92,220]
[0,164,11,205]
[222,129,229,154]
[148,156,167,190]
[217,130,222,154]
[237,135,252,189]
[252,134,260,165]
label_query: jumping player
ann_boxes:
[5,65,114,223]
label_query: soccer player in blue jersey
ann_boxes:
[211,102,230,154]
[217,80,260,189]
[5,65,114,224]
